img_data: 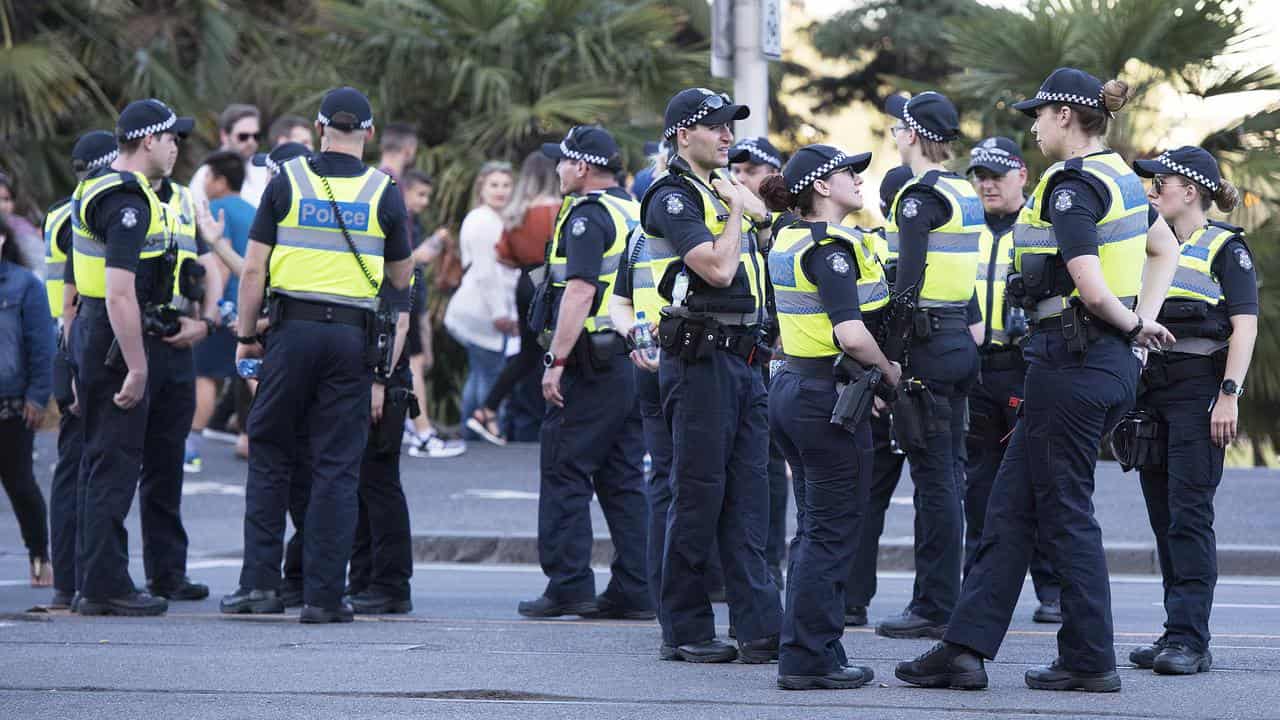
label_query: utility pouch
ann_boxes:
[1061,303,1089,354]
[52,341,76,410]
[891,379,934,454]
[371,385,416,456]
[1019,253,1053,300]
[178,258,206,303]
[587,331,621,371]
[1108,409,1168,472]
[912,310,933,340]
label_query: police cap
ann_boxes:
[781,144,871,196]
[317,87,374,132]
[1133,146,1222,193]
[663,88,750,140]
[884,91,960,143]
[71,131,119,172]
[966,136,1025,176]
[729,137,784,169]
[540,125,623,170]
[1013,67,1108,118]
[117,99,194,142]
[251,142,313,176]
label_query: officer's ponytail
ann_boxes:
[759,174,800,213]
[1101,80,1130,114]
[1058,79,1129,137]
[1201,178,1241,213]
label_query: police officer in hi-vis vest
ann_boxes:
[898,67,1179,693]
[759,144,901,690]
[963,137,1062,625]
[516,125,651,620]
[71,99,195,616]
[641,88,783,664]
[44,131,117,610]
[1128,146,1256,676]
[873,91,982,641]
[224,87,413,623]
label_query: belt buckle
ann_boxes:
[322,306,336,322]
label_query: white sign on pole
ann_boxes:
[760,0,781,61]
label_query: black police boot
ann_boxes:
[148,577,210,601]
[516,594,597,618]
[1033,600,1062,624]
[1152,643,1212,675]
[1025,658,1120,692]
[578,594,656,620]
[70,593,82,614]
[300,603,355,624]
[779,665,874,690]
[280,584,304,609]
[78,591,169,617]
[674,639,738,663]
[895,641,988,690]
[844,605,868,627]
[1129,635,1169,669]
[738,634,780,664]
[220,588,285,615]
[876,610,947,639]
[49,590,75,610]
[348,591,413,615]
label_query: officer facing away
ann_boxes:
[71,99,194,616]
[641,88,783,664]
[226,86,413,623]
[963,137,1062,624]
[516,125,651,620]
[45,130,117,610]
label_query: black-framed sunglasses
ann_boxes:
[1151,175,1189,194]
[235,132,262,143]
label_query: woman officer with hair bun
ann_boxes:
[759,144,901,690]
[1127,147,1256,676]
[897,68,1179,693]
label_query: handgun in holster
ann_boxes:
[830,356,882,436]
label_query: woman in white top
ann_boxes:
[444,161,517,439]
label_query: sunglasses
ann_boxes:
[235,132,262,143]
[691,93,734,125]
[1151,175,1189,194]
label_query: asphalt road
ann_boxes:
[2,556,1280,719]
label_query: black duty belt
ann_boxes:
[715,328,766,364]
[980,345,1024,372]
[1143,353,1221,387]
[276,296,370,328]
[916,309,971,333]
[1035,313,1123,340]
[783,356,838,379]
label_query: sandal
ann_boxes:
[466,408,508,447]
[30,557,52,588]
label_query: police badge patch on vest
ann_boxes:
[901,198,920,218]
[571,217,587,236]
[1235,247,1253,270]
[121,208,138,228]
[1053,189,1074,212]
[827,252,851,276]
[665,194,685,215]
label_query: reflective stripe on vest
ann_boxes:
[770,222,889,358]
[548,191,638,333]
[1167,222,1235,303]
[976,225,1015,345]
[888,175,984,306]
[623,228,665,322]
[166,182,201,312]
[271,157,390,310]
[1012,151,1147,312]
[43,200,73,318]
[71,171,172,299]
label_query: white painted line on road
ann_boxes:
[182,481,245,497]
[187,559,243,570]
[447,489,539,501]
[1154,602,1280,610]
[890,497,912,505]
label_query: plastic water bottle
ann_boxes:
[642,452,653,481]
[632,311,660,364]
[218,299,237,325]
[671,272,689,306]
[236,358,262,379]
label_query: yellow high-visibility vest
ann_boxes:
[547,191,638,333]
[886,174,984,306]
[43,199,73,317]
[71,170,172,300]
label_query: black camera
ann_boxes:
[178,258,206,303]
[143,305,182,337]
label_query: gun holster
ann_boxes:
[1108,409,1167,472]
[371,383,417,456]
[830,358,881,436]
[891,379,939,454]
[367,308,396,374]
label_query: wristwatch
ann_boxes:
[1221,379,1244,397]
[202,318,216,338]
[236,334,261,345]
[542,351,567,369]
[1123,316,1144,343]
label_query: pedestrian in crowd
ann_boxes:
[44,130,119,609]
[629,141,665,201]
[760,144,900,690]
[71,98,195,616]
[443,161,517,442]
[466,151,562,445]
[187,150,256,473]
[189,104,269,209]
[0,212,54,588]
[399,169,466,458]
[844,163,914,627]
[223,86,413,623]
[515,126,650,620]
[1129,146,1257,675]
[871,91,982,641]
[0,172,46,273]
[640,88,782,664]
[897,67,1178,692]
[267,115,314,151]
[963,137,1062,624]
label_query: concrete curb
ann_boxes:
[411,532,1280,576]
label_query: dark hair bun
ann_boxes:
[757,174,795,213]
[1214,179,1241,213]
[1102,79,1130,113]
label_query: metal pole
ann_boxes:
[732,0,769,137]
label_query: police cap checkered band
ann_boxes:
[86,150,119,170]
[1032,90,1102,109]
[903,106,944,143]
[663,95,725,139]
[558,140,610,167]
[1155,151,1219,192]
[790,152,847,194]
[732,140,782,168]
[317,111,373,130]
[968,146,1021,169]
[122,111,177,140]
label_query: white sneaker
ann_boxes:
[202,427,239,444]
[408,432,467,459]
[464,416,508,447]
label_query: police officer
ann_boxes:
[1127,147,1255,675]
[71,99,195,616]
[844,164,913,627]
[758,145,901,690]
[728,136,789,591]
[873,91,981,640]
[897,67,1178,692]
[140,156,223,602]
[641,88,782,663]
[963,137,1062,624]
[45,131,117,609]
[517,126,651,620]
[223,86,413,623]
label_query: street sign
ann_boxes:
[761,0,781,61]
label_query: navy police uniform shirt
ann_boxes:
[642,164,716,261]
[249,151,412,263]
[1215,237,1258,316]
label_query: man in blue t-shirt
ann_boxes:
[188,150,257,470]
